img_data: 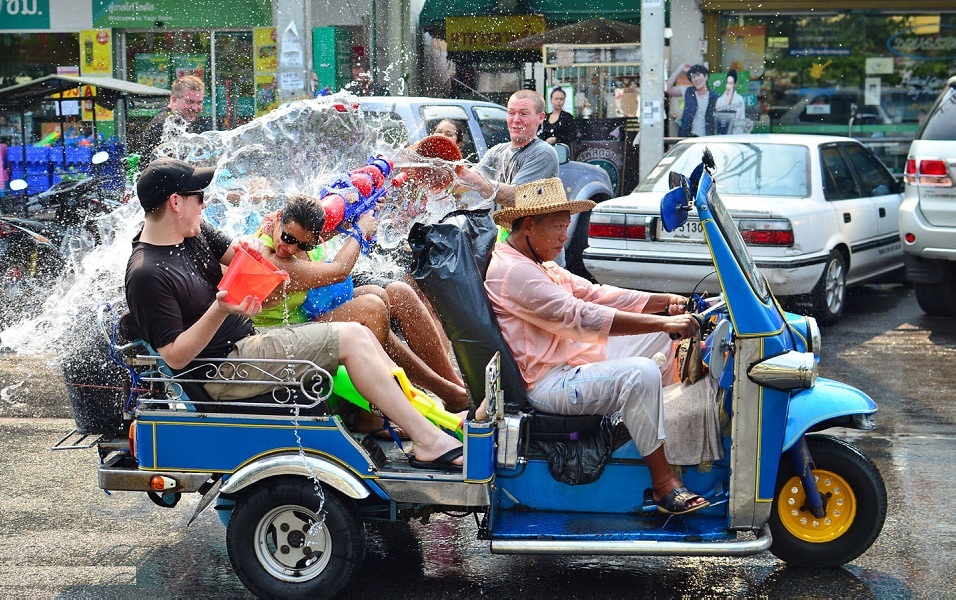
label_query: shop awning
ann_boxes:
[0,75,170,111]
[419,0,642,36]
[528,2,641,26]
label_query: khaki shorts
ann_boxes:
[204,322,339,401]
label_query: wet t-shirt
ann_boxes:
[125,221,253,360]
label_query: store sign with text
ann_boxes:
[446,15,545,52]
[92,0,270,29]
[1,0,51,29]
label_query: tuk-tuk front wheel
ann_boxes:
[226,476,366,599]
[769,435,887,568]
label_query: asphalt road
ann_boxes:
[0,282,954,598]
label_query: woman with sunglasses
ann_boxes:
[253,195,471,418]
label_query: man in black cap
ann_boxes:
[124,157,466,470]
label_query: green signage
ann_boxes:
[92,0,271,29]
[0,0,51,30]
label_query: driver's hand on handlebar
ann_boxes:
[665,294,690,315]
[665,313,700,340]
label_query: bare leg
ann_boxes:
[644,445,704,507]
[336,322,461,464]
[402,275,453,353]
[385,330,470,410]
[320,289,469,409]
[318,294,390,345]
[386,281,463,386]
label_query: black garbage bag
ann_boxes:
[60,309,126,435]
[409,210,529,409]
[530,417,632,485]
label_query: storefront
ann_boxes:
[0,1,274,146]
[700,4,955,134]
[97,1,274,131]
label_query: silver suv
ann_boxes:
[899,76,956,315]
[356,97,614,277]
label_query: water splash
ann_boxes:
[0,93,485,356]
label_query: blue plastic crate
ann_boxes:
[26,146,50,165]
[10,165,24,180]
[66,146,92,166]
[26,173,51,194]
[6,146,25,167]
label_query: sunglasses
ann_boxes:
[279,226,317,252]
[181,190,205,204]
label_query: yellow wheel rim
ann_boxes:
[776,469,857,543]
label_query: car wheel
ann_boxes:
[769,435,887,568]
[226,477,365,599]
[913,266,956,316]
[812,250,847,325]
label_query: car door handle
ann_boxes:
[844,213,851,223]
[879,207,886,217]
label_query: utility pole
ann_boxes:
[639,0,666,181]
[274,0,311,103]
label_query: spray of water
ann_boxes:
[0,93,482,356]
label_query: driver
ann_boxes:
[484,177,708,514]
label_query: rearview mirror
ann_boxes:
[554,143,570,165]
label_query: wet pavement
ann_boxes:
[0,282,954,598]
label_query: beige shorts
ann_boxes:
[204,322,339,401]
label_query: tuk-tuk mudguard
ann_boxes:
[134,412,389,500]
[218,453,372,499]
[782,377,878,451]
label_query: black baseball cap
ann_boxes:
[136,157,215,211]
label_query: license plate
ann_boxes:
[657,218,705,242]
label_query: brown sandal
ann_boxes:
[656,486,709,515]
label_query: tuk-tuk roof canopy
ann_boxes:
[0,75,170,111]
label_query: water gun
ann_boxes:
[319,156,409,250]
[331,365,464,440]
[34,131,60,147]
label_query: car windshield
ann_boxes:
[702,172,772,301]
[638,142,811,198]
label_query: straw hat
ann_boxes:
[493,177,595,230]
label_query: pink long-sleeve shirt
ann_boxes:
[484,242,652,388]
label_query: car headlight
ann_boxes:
[748,351,818,391]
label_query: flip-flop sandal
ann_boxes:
[655,486,710,515]
[408,447,463,472]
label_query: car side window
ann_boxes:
[821,145,861,201]
[473,106,509,148]
[842,144,898,197]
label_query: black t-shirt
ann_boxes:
[125,221,253,360]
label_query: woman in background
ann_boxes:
[715,69,746,134]
[538,86,575,146]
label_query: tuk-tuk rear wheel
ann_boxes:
[768,435,886,568]
[226,476,366,599]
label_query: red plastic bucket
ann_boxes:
[218,246,289,305]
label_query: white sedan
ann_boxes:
[583,134,904,324]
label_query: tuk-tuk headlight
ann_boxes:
[748,351,818,391]
[806,316,821,358]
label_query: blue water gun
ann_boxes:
[319,156,408,252]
